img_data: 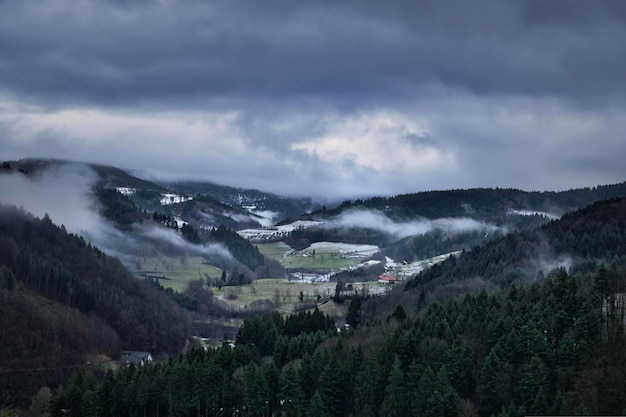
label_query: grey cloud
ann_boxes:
[324,208,499,241]
[0,162,103,233]
[0,163,234,267]
[1,0,625,199]
[1,0,625,109]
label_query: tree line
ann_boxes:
[407,198,626,292]
[0,204,192,408]
[48,263,626,416]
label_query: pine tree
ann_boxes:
[353,363,377,417]
[318,356,346,417]
[519,356,548,411]
[279,364,306,417]
[244,364,268,417]
[380,355,407,417]
[263,361,281,417]
[478,350,501,417]
[406,360,421,417]
[433,366,461,417]
[306,391,328,417]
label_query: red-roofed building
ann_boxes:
[378,274,396,284]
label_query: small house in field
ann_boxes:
[121,351,153,367]
[378,274,396,284]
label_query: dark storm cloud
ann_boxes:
[1,0,625,198]
[1,0,625,108]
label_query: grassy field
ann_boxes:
[214,278,390,314]
[256,242,292,261]
[214,278,335,312]
[279,241,379,270]
[134,256,223,292]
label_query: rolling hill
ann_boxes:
[3,157,626,415]
[42,197,626,417]
[0,204,192,407]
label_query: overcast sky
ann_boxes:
[1,0,625,199]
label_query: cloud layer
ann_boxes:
[1,0,626,198]
[326,209,499,241]
[0,164,232,266]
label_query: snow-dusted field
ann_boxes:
[238,219,324,240]
[303,241,380,258]
[393,251,462,278]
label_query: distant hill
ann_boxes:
[328,184,626,220]
[406,198,626,297]
[163,180,321,222]
[1,159,274,231]
[5,158,626,272]
[286,183,626,263]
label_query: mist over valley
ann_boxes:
[2,158,626,416]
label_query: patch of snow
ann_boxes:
[390,251,463,278]
[385,256,401,269]
[305,242,379,257]
[116,187,136,196]
[174,217,188,228]
[238,219,324,240]
[279,220,324,232]
[160,193,193,205]
[290,271,331,283]
[508,209,559,220]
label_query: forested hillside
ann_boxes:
[333,183,626,220]
[406,198,626,293]
[285,184,626,262]
[164,180,320,222]
[48,265,626,416]
[0,205,192,407]
[46,198,626,416]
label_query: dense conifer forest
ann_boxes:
[3,188,626,415]
[332,183,626,220]
[41,198,626,416]
[47,265,626,416]
[0,205,192,407]
[406,198,626,292]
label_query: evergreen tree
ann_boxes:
[519,356,548,410]
[433,366,461,417]
[478,350,502,417]
[346,298,361,328]
[380,355,407,417]
[279,364,306,417]
[306,391,328,417]
[317,356,346,417]
[244,364,268,417]
[353,363,378,417]
[263,361,281,417]
[406,360,422,417]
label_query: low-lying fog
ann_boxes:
[0,163,233,268]
[325,208,501,240]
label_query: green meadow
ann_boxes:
[134,256,223,292]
